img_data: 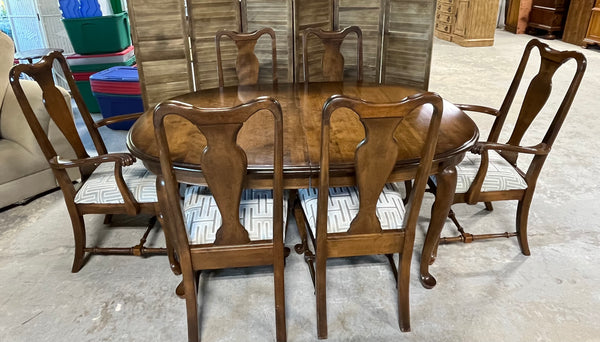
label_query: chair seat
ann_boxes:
[183,186,288,245]
[456,150,528,193]
[74,159,157,204]
[298,184,405,234]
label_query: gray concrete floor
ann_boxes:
[1,30,600,341]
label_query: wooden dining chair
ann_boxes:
[293,93,443,338]
[153,97,287,342]
[302,26,363,83]
[433,39,586,255]
[9,51,166,272]
[216,27,278,87]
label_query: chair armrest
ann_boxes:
[50,153,141,215]
[472,142,550,156]
[94,112,143,128]
[49,153,135,169]
[455,104,500,117]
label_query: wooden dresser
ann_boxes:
[434,0,499,47]
[527,0,569,39]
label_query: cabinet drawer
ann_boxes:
[436,2,455,14]
[435,22,453,33]
[436,13,454,24]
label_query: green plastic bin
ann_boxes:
[62,13,131,55]
[75,80,100,113]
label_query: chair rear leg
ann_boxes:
[316,252,327,339]
[184,271,200,342]
[397,253,411,332]
[274,248,287,342]
[516,199,531,256]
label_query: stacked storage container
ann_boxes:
[90,66,143,130]
[60,1,136,116]
[66,46,135,113]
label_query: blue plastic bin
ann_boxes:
[93,93,143,130]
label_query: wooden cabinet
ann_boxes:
[434,0,499,47]
[505,0,532,34]
[584,0,600,45]
[563,0,594,45]
[527,0,569,39]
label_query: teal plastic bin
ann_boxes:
[62,13,131,55]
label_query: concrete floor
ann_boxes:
[1,30,600,341]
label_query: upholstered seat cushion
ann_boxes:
[455,150,528,193]
[183,186,288,245]
[74,159,157,204]
[298,183,405,234]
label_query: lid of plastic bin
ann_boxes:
[90,66,140,82]
[66,45,135,65]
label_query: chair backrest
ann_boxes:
[489,39,586,169]
[9,51,108,180]
[153,97,284,251]
[216,28,278,87]
[302,26,363,83]
[317,93,442,236]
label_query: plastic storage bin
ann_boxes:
[73,74,100,113]
[90,66,143,130]
[62,12,131,54]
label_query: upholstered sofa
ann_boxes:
[0,32,76,208]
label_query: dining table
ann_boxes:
[126,81,479,289]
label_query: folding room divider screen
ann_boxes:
[127,0,436,109]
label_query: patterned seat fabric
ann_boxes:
[74,159,157,204]
[455,150,528,193]
[298,184,405,234]
[183,186,288,245]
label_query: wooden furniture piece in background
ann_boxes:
[506,0,533,34]
[562,0,594,45]
[302,26,362,82]
[527,0,570,39]
[127,0,436,110]
[9,52,167,273]
[126,81,480,291]
[153,97,286,342]
[584,0,600,46]
[432,39,586,256]
[434,0,500,47]
[294,93,443,338]
[216,28,277,87]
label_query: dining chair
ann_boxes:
[153,97,287,342]
[9,51,166,272]
[216,27,278,87]
[294,93,443,338]
[302,26,363,83]
[432,39,586,255]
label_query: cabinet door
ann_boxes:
[453,0,468,36]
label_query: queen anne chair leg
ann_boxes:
[70,213,86,273]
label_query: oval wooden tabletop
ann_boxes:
[127,82,479,186]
